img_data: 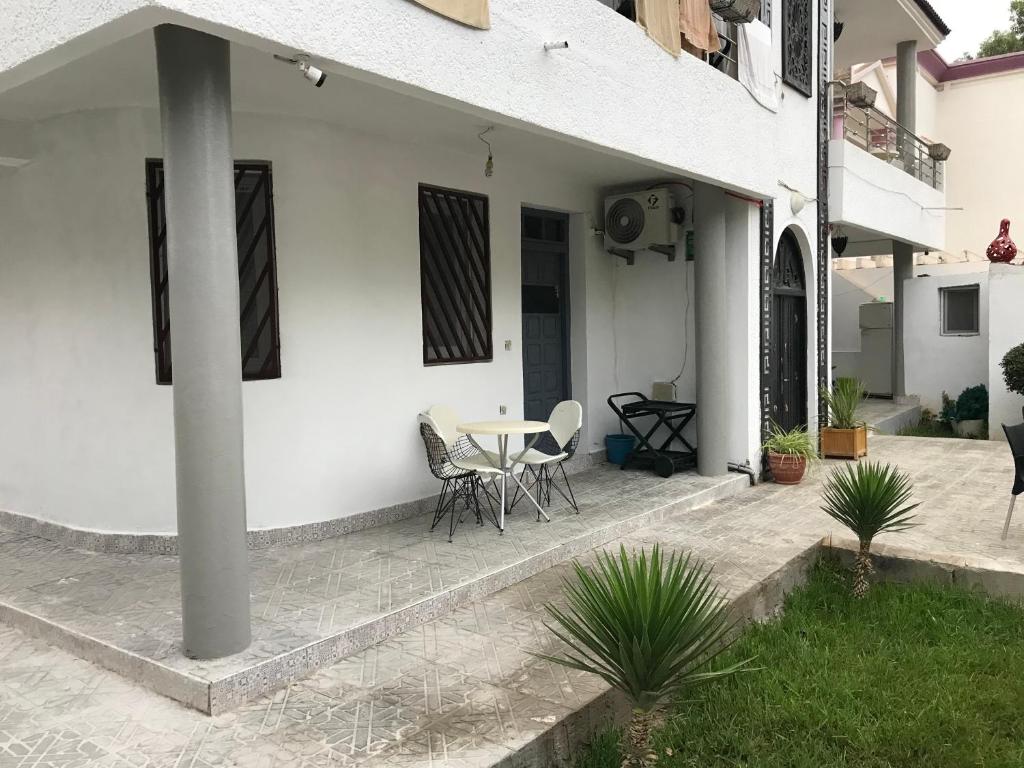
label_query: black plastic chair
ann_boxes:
[1001,423,1024,540]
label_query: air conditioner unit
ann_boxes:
[604,188,683,254]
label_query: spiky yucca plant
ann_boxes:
[821,461,920,598]
[535,545,750,767]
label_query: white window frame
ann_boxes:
[939,284,980,337]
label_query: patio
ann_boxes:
[0,435,1019,767]
[0,463,748,714]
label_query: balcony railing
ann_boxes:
[833,90,944,190]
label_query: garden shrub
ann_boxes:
[1001,342,1024,396]
[955,384,988,421]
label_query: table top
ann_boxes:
[457,419,550,436]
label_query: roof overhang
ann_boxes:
[835,0,948,70]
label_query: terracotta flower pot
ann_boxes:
[767,452,807,485]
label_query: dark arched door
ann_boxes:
[770,230,808,432]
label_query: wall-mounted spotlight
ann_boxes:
[273,53,327,88]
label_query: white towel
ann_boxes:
[738,20,777,112]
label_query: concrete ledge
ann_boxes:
[506,537,1024,766]
[0,463,742,716]
[0,449,610,555]
[826,536,1024,600]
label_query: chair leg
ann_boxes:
[558,462,579,514]
[544,462,579,514]
[430,479,452,532]
[1002,495,1017,540]
[508,465,530,512]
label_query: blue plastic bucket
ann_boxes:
[605,434,636,465]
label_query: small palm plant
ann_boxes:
[534,545,750,767]
[821,462,920,598]
[821,377,866,429]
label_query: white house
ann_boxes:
[0,0,946,656]
[831,47,1024,435]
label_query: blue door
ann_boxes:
[521,209,570,423]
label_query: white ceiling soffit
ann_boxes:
[0,32,677,189]
[835,0,947,70]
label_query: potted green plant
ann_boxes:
[821,461,919,598]
[535,546,750,767]
[762,422,817,484]
[820,377,868,459]
[1000,342,1024,420]
[952,384,987,438]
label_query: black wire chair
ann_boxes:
[1001,423,1024,540]
[418,422,496,542]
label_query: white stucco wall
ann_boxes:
[903,269,989,413]
[0,0,827,534]
[936,69,1024,265]
[988,264,1024,439]
[0,0,819,206]
[828,139,945,251]
[0,106,785,534]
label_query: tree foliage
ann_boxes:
[963,1,1024,60]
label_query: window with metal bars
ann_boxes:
[782,0,812,96]
[145,159,282,384]
[418,184,493,365]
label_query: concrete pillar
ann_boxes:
[891,242,913,399]
[694,183,729,476]
[155,25,251,659]
[896,40,917,169]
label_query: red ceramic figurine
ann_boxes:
[987,218,1018,264]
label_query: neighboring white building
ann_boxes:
[0,0,948,652]
[830,47,1024,435]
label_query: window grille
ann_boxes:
[419,185,493,365]
[145,160,281,384]
[782,0,812,96]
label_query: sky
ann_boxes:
[932,0,1014,61]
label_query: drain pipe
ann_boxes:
[728,461,757,486]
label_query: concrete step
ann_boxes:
[0,466,750,714]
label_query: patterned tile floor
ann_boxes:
[0,463,745,712]
[0,435,1021,767]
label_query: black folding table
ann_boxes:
[607,392,697,477]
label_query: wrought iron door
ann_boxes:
[770,230,808,432]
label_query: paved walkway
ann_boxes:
[0,435,1018,767]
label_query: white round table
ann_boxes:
[457,419,551,532]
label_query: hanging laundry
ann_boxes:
[679,0,721,55]
[636,0,682,56]
[407,0,490,30]
[738,19,777,110]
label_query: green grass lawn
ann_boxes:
[574,563,1024,768]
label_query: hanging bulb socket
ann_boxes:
[478,127,495,178]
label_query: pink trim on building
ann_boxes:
[896,49,1024,83]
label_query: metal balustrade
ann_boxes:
[833,90,944,190]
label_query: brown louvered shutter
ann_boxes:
[418,185,493,365]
